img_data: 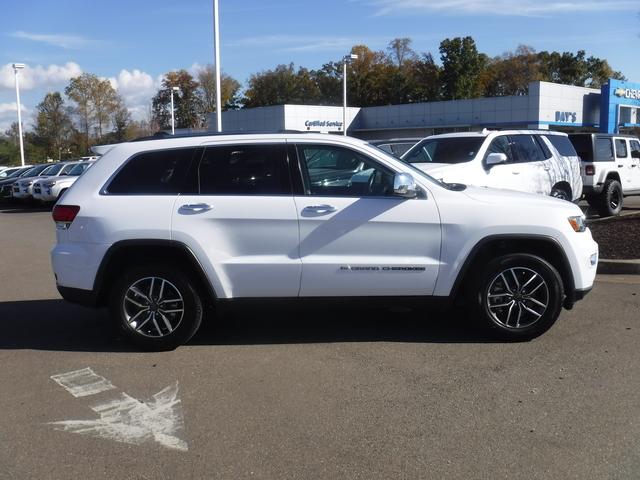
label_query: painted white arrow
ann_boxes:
[49,368,188,451]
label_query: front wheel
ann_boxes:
[471,254,564,341]
[550,186,571,202]
[109,265,203,350]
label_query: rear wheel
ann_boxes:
[597,179,623,217]
[109,265,203,350]
[471,254,564,341]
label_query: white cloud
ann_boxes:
[108,69,163,121]
[0,62,82,91]
[362,0,639,16]
[11,31,91,49]
[0,102,29,133]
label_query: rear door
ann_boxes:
[292,141,441,297]
[614,138,634,192]
[628,138,640,192]
[171,141,301,298]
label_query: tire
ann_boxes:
[470,254,564,341]
[109,264,203,351]
[550,186,571,202]
[597,179,623,217]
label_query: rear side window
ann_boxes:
[106,148,196,195]
[615,139,628,158]
[543,135,578,157]
[594,138,614,162]
[510,135,546,163]
[630,139,640,158]
[198,144,291,195]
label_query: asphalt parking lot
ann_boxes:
[1,206,639,480]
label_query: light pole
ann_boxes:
[170,86,180,135]
[213,0,222,132]
[12,63,26,166]
[342,54,358,136]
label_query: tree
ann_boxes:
[439,36,486,100]
[242,63,321,107]
[33,92,75,159]
[482,45,542,96]
[388,38,416,69]
[196,66,241,114]
[65,73,119,150]
[105,94,133,143]
[409,53,442,102]
[151,70,202,130]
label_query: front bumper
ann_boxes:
[563,286,593,309]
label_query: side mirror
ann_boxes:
[393,173,418,198]
[486,152,508,166]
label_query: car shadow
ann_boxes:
[0,204,52,214]
[0,299,499,352]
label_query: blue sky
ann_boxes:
[1,0,639,131]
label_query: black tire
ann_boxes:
[550,186,571,202]
[597,179,623,217]
[109,264,203,351]
[470,253,564,341]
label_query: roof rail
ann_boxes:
[129,129,309,142]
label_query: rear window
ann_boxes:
[403,137,484,164]
[543,135,578,157]
[106,148,196,195]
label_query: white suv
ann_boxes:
[401,130,583,202]
[51,133,598,350]
[568,134,640,217]
[33,161,93,203]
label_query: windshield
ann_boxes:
[366,143,447,188]
[60,163,79,175]
[2,168,23,179]
[403,137,484,164]
[67,163,90,176]
[42,163,65,176]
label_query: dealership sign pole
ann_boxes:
[342,54,358,136]
[213,0,222,132]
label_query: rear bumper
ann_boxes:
[583,184,603,196]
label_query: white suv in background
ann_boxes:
[51,133,597,350]
[568,133,640,217]
[401,130,582,202]
[33,161,94,203]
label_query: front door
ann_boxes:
[292,142,442,297]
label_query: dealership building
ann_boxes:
[217,79,640,139]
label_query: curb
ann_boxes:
[597,259,640,275]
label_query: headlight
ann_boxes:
[45,181,56,187]
[568,215,586,232]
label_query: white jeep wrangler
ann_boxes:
[568,133,640,217]
[51,132,598,350]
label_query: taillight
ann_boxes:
[585,165,595,176]
[52,205,80,228]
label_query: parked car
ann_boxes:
[12,162,70,201]
[51,132,597,350]
[33,161,94,203]
[568,133,640,217]
[369,138,421,158]
[0,166,28,179]
[401,130,583,202]
[0,165,41,200]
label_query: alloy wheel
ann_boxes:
[122,276,185,338]
[485,267,549,329]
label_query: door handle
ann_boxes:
[632,164,637,168]
[543,166,551,171]
[511,171,521,175]
[618,165,624,168]
[303,204,336,214]
[180,203,212,213]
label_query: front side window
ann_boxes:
[615,139,628,158]
[106,148,196,195]
[486,136,515,163]
[198,144,290,195]
[404,137,483,164]
[297,144,394,197]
